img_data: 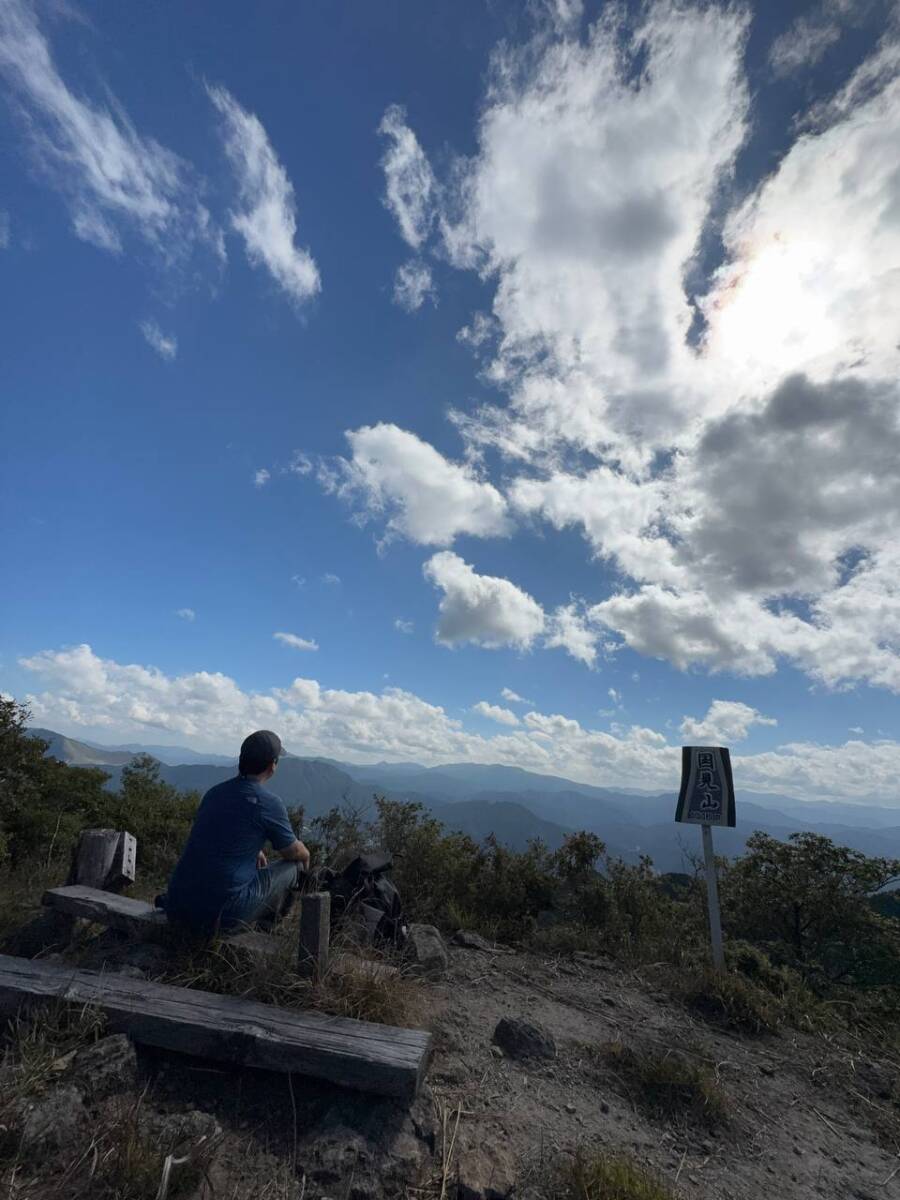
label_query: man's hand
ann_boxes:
[256,850,268,869]
[280,839,310,870]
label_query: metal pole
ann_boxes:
[701,824,725,971]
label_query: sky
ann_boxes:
[2,0,900,804]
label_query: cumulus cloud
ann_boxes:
[339,5,900,694]
[0,0,218,263]
[208,84,320,306]
[473,700,520,726]
[393,258,435,311]
[424,552,545,650]
[378,104,436,250]
[253,468,271,488]
[501,687,533,705]
[680,700,777,745]
[175,608,195,622]
[544,602,600,667]
[16,642,900,801]
[274,631,318,652]
[139,319,177,361]
[327,423,510,546]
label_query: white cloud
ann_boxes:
[175,608,195,622]
[608,688,622,706]
[291,574,306,589]
[501,687,533,705]
[15,642,900,802]
[680,700,777,745]
[253,468,271,488]
[544,602,600,667]
[288,451,312,476]
[364,6,900,695]
[473,700,520,727]
[424,551,545,650]
[393,258,435,312]
[768,2,889,77]
[327,423,510,546]
[208,84,320,306]
[273,632,318,652]
[0,0,217,263]
[321,573,340,585]
[139,319,177,361]
[394,618,414,635]
[378,104,436,250]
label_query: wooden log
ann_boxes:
[0,953,431,1100]
[66,829,136,892]
[298,891,330,980]
[43,886,168,940]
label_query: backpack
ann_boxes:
[319,849,408,947]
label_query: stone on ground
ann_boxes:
[404,923,449,977]
[456,1143,517,1199]
[453,930,501,952]
[73,1033,138,1100]
[492,1016,556,1060]
[20,1085,86,1152]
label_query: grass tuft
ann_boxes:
[597,1040,731,1129]
[555,1149,675,1199]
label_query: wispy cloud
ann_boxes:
[378,104,436,250]
[0,210,9,249]
[176,608,195,622]
[253,468,271,488]
[139,319,177,361]
[394,618,414,634]
[472,700,520,727]
[208,84,320,307]
[321,572,340,585]
[501,687,534,705]
[274,631,318,651]
[393,258,435,311]
[0,0,218,264]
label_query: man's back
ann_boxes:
[166,775,297,924]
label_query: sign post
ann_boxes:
[675,746,736,971]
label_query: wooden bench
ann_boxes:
[0,953,430,1099]
[43,886,168,938]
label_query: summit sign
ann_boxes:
[675,746,736,828]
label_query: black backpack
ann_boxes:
[319,850,407,946]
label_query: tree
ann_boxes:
[721,831,900,987]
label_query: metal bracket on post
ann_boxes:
[701,824,725,971]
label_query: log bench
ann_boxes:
[0,953,430,1099]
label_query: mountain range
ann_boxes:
[29,727,900,872]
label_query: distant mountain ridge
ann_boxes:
[30,726,900,870]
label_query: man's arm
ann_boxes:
[278,839,310,870]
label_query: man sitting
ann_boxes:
[163,730,311,933]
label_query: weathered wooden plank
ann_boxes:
[0,954,431,1100]
[298,892,330,980]
[43,886,168,938]
[67,829,136,891]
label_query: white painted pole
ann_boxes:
[701,824,725,971]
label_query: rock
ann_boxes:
[456,1145,517,1199]
[120,941,169,974]
[490,1045,503,1059]
[492,1016,556,1060]
[454,930,498,952]
[404,924,449,978]
[73,1034,139,1101]
[152,1109,221,1151]
[308,1123,373,1184]
[20,1085,86,1152]
[111,964,147,980]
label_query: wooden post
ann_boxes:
[701,824,725,971]
[298,892,330,981]
[66,829,136,892]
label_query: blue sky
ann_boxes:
[2,0,899,803]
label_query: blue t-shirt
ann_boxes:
[166,776,296,925]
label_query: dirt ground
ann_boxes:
[4,934,899,1199]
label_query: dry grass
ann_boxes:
[596,1040,731,1129]
[552,1149,675,1199]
